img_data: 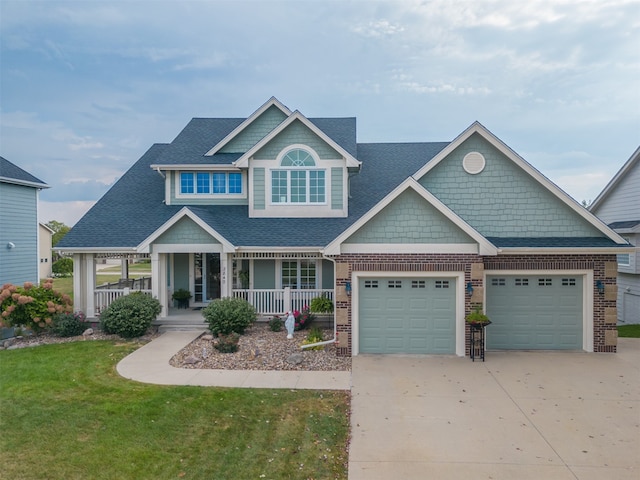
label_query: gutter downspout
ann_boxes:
[300,253,337,350]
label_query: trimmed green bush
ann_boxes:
[52,258,73,276]
[214,333,240,353]
[268,315,283,332]
[53,311,87,337]
[100,292,161,338]
[202,297,256,336]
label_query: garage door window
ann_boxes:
[562,278,576,286]
[515,278,529,286]
[435,280,450,288]
[364,280,378,288]
[538,278,553,286]
[492,278,506,286]
[411,280,426,288]
[388,280,402,288]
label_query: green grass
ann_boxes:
[618,324,640,338]
[52,276,74,298]
[0,341,350,479]
[99,263,151,273]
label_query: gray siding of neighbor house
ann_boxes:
[618,272,640,324]
[592,159,640,224]
[0,182,39,285]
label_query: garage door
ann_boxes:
[359,277,456,354]
[486,275,583,350]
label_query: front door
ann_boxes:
[194,253,221,303]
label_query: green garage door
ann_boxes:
[486,275,583,350]
[359,277,456,354]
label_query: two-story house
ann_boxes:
[0,156,49,286]
[590,147,640,324]
[57,98,630,356]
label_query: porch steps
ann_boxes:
[154,309,208,333]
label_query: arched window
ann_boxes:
[271,147,325,204]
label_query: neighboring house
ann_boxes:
[0,156,50,286]
[590,147,640,324]
[56,97,630,356]
[39,223,54,280]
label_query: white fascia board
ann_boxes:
[150,164,242,171]
[590,146,640,212]
[233,111,361,169]
[497,246,636,255]
[204,97,292,156]
[0,177,50,189]
[415,121,629,245]
[339,243,479,254]
[136,207,235,253]
[325,177,497,256]
[53,247,138,254]
[235,246,324,253]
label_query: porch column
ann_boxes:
[120,257,129,279]
[73,254,86,316]
[85,254,95,317]
[221,253,232,297]
[151,252,169,318]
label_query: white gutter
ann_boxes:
[300,254,337,350]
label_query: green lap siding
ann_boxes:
[359,277,456,354]
[486,275,583,350]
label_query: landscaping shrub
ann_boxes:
[0,279,73,333]
[310,295,333,313]
[53,311,87,337]
[52,258,73,276]
[268,315,283,332]
[214,332,240,353]
[301,326,325,350]
[202,297,256,336]
[293,306,315,331]
[100,292,161,338]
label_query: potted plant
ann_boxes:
[171,288,192,309]
[465,307,491,328]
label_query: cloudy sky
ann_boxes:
[1,0,638,226]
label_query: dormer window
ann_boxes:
[179,171,242,195]
[271,147,326,204]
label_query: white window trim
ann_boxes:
[269,144,327,206]
[176,171,245,199]
[277,259,320,289]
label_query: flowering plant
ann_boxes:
[293,305,315,331]
[0,279,73,334]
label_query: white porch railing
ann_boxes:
[232,288,334,316]
[94,288,153,315]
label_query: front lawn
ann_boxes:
[0,341,350,479]
[618,324,640,338]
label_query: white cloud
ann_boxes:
[352,19,405,37]
[39,200,95,227]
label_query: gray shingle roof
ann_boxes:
[486,237,625,248]
[607,220,640,229]
[0,156,48,188]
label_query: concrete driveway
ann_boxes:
[349,338,640,480]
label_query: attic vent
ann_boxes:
[463,152,485,174]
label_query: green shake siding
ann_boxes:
[154,217,219,245]
[254,121,340,160]
[219,105,288,153]
[418,133,603,238]
[346,189,475,244]
[331,167,343,210]
[253,168,265,210]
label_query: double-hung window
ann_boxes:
[180,172,242,195]
[281,260,317,289]
[271,148,325,204]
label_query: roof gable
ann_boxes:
[234,111,361,168]
[138,207,234,253]
[325,178,497,255]
[414,122,626,244]
[205,97,292,156]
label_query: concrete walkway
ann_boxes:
[349,338,640,480]
[116,330,351,390]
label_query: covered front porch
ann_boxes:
[71,251,334,321]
